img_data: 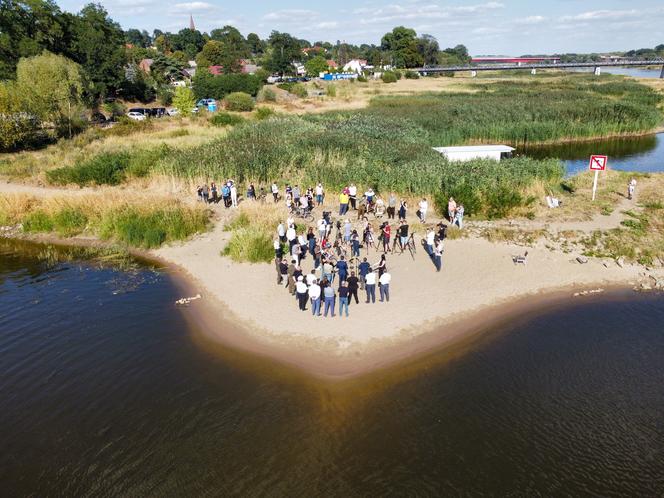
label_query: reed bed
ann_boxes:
[0,192,209,249]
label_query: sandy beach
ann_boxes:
[153,205,663,378]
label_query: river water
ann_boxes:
[2,240,664,496]
[523,132,664,176]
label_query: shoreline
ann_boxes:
[3,232,662,380]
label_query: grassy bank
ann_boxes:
[0,193,210,249]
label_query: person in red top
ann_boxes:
[382,222,391,253]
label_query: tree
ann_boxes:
[16,52,84,138]
[149,53,184,85]
[304,55,329,77]
[196,40,225,67]
[154,34,172,54]
[439,44,471,66]
[68,4,126,100]
[210,25,250,73]
[0,0,71,80]
[172,86,195,116]
[125,28,151,48]
[416,34,440,66]
[380,26,422,68]
[172,28,205,60]
[265,31,302,75]
[247,33,265,56]
[0,81,41,151]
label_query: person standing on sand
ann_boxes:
[316,183,324,206]
[387,193,397,220]
[419,198,428,224]
[365,270,377,303]
[296,276,308,311]
[323,284,336,317]
[398,221,409,252]
[426,228,435,256]
[279,258,289,285]
[377,254,387,277]
[202,184,209,203]
[382,222,391,253]
[339,190,350,216]
[273,238,282,260]
[349,183,357,210]
[398,200,407,221]
[379,270,391,302]
[287,260,296,294]
[336,256,348,283]
[275,257,282,285]
[448,197,457,223]
[271,182,279,203]
[359,258,370,290]
[351,230,360,258]
[309,279,321,316]
[433,238,444,272]
[347,272,359,304]
[628,178,637,200]
[454,204,465,229]
[338,281,350,317]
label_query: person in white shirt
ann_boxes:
[271,183,279,203]
[348,183,357,210]
[426,228,435,256]
[286,216,295,228]
[365,271,377,303]
[306,270,317,286]
[273,238,282,259]
[317,217,327,239]
[286,226,297,253]
[277,222,286,242]
[300,195,309,211]
[315,183,324,206]
[308,280,322,316]
[296,276,309,311]
[230,184,238,208]
[419,198,428,223]
[379,271,391,302]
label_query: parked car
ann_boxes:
[128,107,148,115]
[147,107,166,118]
[127,111,147,121]
[166,108,179,116]
[196,98,216,108]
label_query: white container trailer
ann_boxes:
[433,145,515,162]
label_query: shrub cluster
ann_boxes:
[277,82,308,98]
[381,71,398,83]
[223,92,255,112]
[193,72,263,100]
[210,112,245,127]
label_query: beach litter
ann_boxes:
[175,294,202,306]
[573,288,604,297]
[576,256,589,264]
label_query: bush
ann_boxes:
[381,71,398,83]
[260,87,277,102]
[404,70,420,79]
[47,152,130,186]
[23,210,54,233]
[157,86,174,106]
[52,207,88,236]
[395,71,403,80]
[193,72,263,100]
[222,227,274,263]
[224,92,255,112]
[210,112,245,127]
[255,107,276,120]
[326,83,337,97]
[357,75,368,83]
[278,82,307,98]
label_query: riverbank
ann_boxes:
[152,216,663,379]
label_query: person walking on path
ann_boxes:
[628,178,637,200]
[336,256,348,283]
[347,272,360,304]
[379,271,391,302]
[448,197,457,223]
[433,238,444,272]
[296,276,308,311]
[365,270,377,303]
[271,182,279,203]
[351,230,361,258]
[309,279,321,316]
[338,281,350,317]
[454,204,465,229]
[230,182,238,208]
[202,184,209,204]
[359,258,370,290]
[418,198,428,224]
[323,285,336,317]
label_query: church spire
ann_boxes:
[189,14,195,31]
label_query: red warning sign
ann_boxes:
[589,155,608,171]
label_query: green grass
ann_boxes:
[46,146,171,186]
[222,226,274,263]
[357,76,663,146]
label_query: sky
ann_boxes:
[57,0,664,55]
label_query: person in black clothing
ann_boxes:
[347,272,360,304]
[398,221,409,252]
[437,222,448,241]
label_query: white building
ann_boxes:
[433,145,515,162]
[343,59,368,73]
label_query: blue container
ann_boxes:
[207,102,217,112]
